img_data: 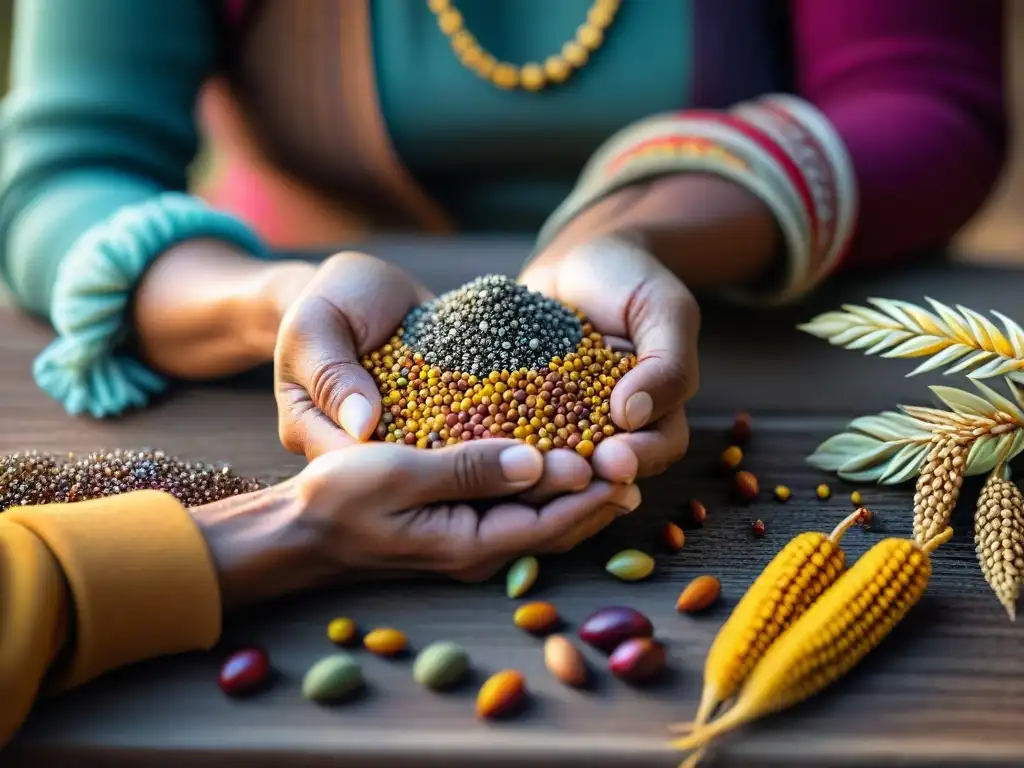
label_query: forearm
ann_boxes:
[133,243,316,379]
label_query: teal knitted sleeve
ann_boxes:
[0,0,268,418]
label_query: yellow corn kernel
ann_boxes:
[692,509,868,726]
[671,526,953,768]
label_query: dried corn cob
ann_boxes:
[671,526,953,768]
[913,437,966,548]
[692,508,870,727]
[974,463,1024,621]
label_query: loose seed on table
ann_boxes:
[734,470,759,501]
[513,601,561,635]
[543,635,589,687]
[363,628,408,656]
[578,606,654,653]
[751,519,766,538]
[506,555,539,598]
[476,670,528,719]
[413,641,470,690]
[773,485,791,502]
[218,647,271,697]
[676,575,721,614]
[731,412,752,444]
[850,490,863,505]
[605,548,655,581]
[326,617,359,646]
[608,637,667,684]
[662,522,685,551]
[689,499,707,524]
[302,654,364,703]
[817,483,832,500]
[719,445,743,471]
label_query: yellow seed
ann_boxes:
[326,617,358,646]
[720,445,743,470]
[773,485,791,502]
[689,509,868,727]
[363,627,408,656]
[816,483,831,500]
[605,549,655,581]
[850,490,862,505]
[672,526,952,767]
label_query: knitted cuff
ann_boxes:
[533,95,858,306]
[33,192,268,418]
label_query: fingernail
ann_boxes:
[500,444,544,483]
[613,485,643,514]
[624,392,653,432]
[339,394,374,440]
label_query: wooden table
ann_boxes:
[3,238,1023,767]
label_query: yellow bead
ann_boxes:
[451,30,476,55]
[326,617,358,646]
[491,62,520,89]
[437,8,463,35]
[577,23,603,50]
[472,52,497,78]
[544,55,571,83]
[427,0,451,11]
[587,4,615,28]
[562,41,589,67]
[520,63,547,91]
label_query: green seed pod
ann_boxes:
[605,549,655,582]
[413,641,470,690]
[506,556,539,598]
[302,654,364,703]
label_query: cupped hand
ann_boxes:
[519,235,700,480]
[274,251,595,499]
[295,439,641,584]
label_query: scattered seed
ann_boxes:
[476,670,528,719]
[363,628,408,656]
[605,548,655,581]
[735,471,759,501]
[218,648,271,698]
[720,445,743,471]
[543,635,589,687]
[506,555,539,598]
[413,641,470,690]
[513,601,561,635]
[676,575,722,613]
[662,522,685,551]
[773,485,791,502]
[751,519,766,538]
[578,606,654,653]
[850,490,863,505]
[689,499,707,524]
[326,617,359,646]
[609,637,667,683]
[302,653,364,703]
[731,412,752,444]
[817,483,832,500]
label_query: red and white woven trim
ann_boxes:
[534,96,858,305]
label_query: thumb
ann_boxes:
[345,441,546,506]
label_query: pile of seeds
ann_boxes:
[0,449,262,510]
[362,275,636,455]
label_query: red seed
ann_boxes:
[578,606,654,653]
[735,470,759,501]
[731,412,752,444]
[689,499,707,524]
[751,519,766,538]
[218,647,271,697]
[608,638,667,683]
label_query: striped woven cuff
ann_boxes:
[33,192,268,418]
[534,96,858,306]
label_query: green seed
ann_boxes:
[302,653,364,703]
[413,641,470,690]
[605,549,655,582]
[506,555,539,598]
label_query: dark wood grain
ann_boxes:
[1,239,1023,767]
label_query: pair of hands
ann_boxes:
[270,236,700,584]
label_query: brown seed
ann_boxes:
[720,445,743,470]
[543,635,589,687]
[731,412,752,444]
[662,522,685,552]
[735,470,759,500]
[476,670,527,718]
[751,519,766,538]
[608,637,667,683]
[363,628,408,656]
[676,575,721,613]
[513,601,561,635]
[689,499,707,524]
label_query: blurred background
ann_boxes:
[0,2,1019,261]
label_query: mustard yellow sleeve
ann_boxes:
[0,491,222,747]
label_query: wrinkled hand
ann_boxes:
[519,235,700,480]
[296,439,641,583]
[274,252,595,500]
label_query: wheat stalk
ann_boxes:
[807,378,1024,484]
[797,297,1024,382]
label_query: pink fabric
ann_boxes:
[792,1,1007,268]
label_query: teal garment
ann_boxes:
[0,0,693,417]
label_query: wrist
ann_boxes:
[190,480,328,610]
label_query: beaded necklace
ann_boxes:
[426,0,621,91]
